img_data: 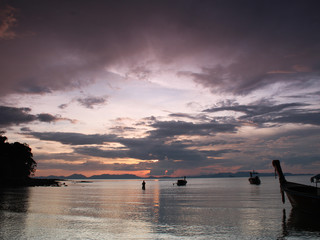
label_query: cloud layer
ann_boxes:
[1,1,320,96]
[0,106,74,127]
[23,99,320,175]
[1,0,320,176]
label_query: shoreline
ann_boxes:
[0,178,63,187]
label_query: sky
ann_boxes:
[1,0,320,177]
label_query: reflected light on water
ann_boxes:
[0,177,320,239]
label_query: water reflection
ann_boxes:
[1,178,319,239]
[280,208,320,239]
[0,187,30,212]
[0,187,30,239]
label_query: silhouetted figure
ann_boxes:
[142,180,146,190]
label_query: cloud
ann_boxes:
[28,124,240,175]
[204,101,306,117]
[1,1,320,97]
[0,5,17,40]
[147,120,238,138]
[203,101,320,126]
[180,66,320,96]
[17,85,52,94]
[36,113,60,122]
[58,104,68,109]
[20,127,31,132]
[272,112,320,126]
[26,100,320,175]
[0,106,35,126]
[34,124,320,175]
[0,106,75,127]
[73,139,239,175]
[27,132,118,145]
[168,112,209,122]
[77,96,108,109]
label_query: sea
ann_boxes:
[1,176,319,240]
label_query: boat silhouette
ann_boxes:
[176,176,187,186]
[272,160,320,213]
[248,170,261,185]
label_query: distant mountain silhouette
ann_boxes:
[68,174,88,179]
[89,174,141,179]
[37,171,309,180]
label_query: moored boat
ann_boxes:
[248,171,261,185]
[176,176,187,186]
[272,159,320,213]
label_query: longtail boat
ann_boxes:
[272,160,320,213]
[248,170,261,185]
[176,176,187,186]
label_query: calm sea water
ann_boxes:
[1,176,319,239]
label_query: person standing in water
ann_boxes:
[142,180,146,190]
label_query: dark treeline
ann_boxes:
[0,134,59,187]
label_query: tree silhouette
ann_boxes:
[0,134,37,185]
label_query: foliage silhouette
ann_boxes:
[0,134,37,186]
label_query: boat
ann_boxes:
[310,174,320,187]
[272,159,320,213]
[176,176,187,186]
[248,170,261,185]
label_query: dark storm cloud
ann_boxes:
[1,0,320,97]
[0,105,73,127]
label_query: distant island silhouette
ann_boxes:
[0,134,60,187]
[38,171,309,180]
